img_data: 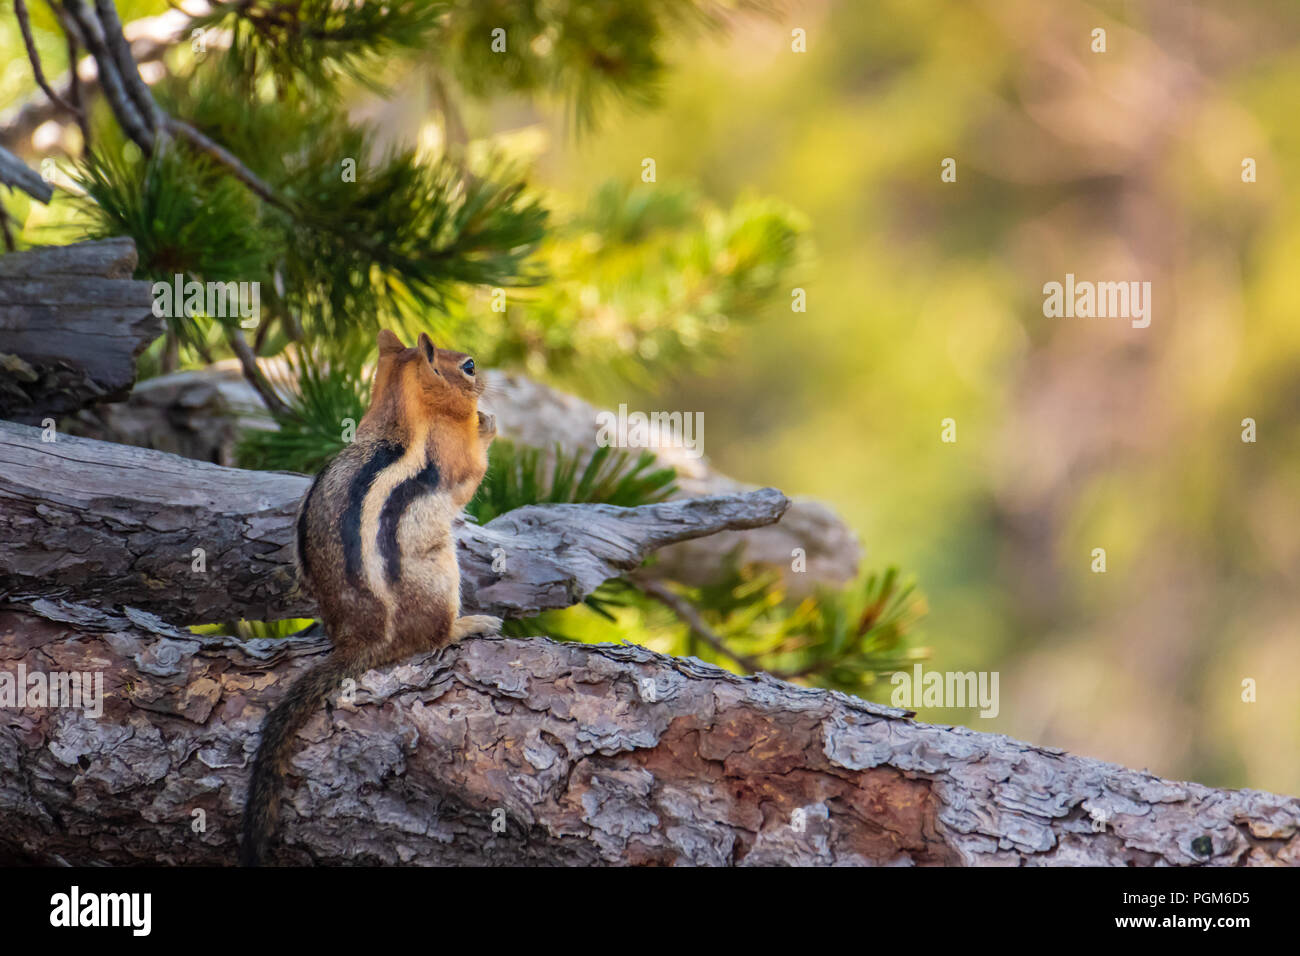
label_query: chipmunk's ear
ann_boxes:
[417,331,438,365]
[377,329,406,356]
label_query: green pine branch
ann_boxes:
[441,180,808,389]
[467,440,678,524]
[74,68,549,349]
[439,0,785,130]
[190,0,449,93]
[235,337,373,473]
[518,560,929,699]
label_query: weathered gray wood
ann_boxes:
[64,362,274,463]
[487,372,863,595]
[0,238,159,422]
[0,420,790,625]
[0,235,137,278]
[65,361,863,592]
[0,145,52,203]
[0,599,1294,865]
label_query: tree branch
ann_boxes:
[488,372,863,594]
[1,599,1295,866]
[61,0,154,153]
[224,325,291,419]
[91,0,162,133]
[0,419,791,624]
[13,0,80,117]
[0,6,202,152]
[64,362,864,593]
[0,145,54,204]
[634,575,770,675]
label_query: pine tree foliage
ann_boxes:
[191,0,448,93]
[513,562,927,695]
[468,441,678,524]
[236,339,372,474]
[76,142,273,346]
[459,181,808,389]
[0,0,927,702]
[439,0,784,129]
[77,69,549,345]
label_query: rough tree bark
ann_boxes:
[0,420,789,625]
[0,238,159,423]
[1,598,1296,866]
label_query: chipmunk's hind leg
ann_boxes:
[450,615,503,641]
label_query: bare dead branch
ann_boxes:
[224,324,292,419]
[0,206,15,253]
[58,5,93,148]
[0,145,54,204]
[13,0,80,117]
[488,372,864,594]
[62,0,154,153]
[92,0,162,133]
[0,6,200,151]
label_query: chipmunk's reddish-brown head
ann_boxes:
[363,329,483,440]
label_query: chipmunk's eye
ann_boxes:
[460,359,475,376]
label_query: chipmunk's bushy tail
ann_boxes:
[240,647,383,866]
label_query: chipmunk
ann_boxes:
[240,329,500,866]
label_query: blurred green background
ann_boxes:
[2,0,1297,796]
[529,0,1300,796]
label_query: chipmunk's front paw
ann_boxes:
[477,411,497,440]
[450,614,503,641]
